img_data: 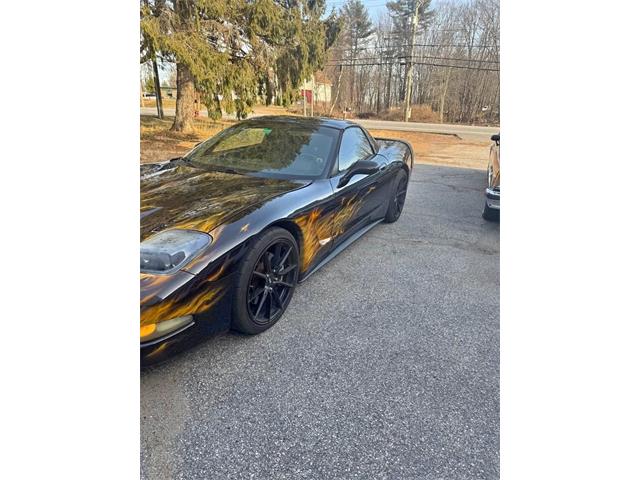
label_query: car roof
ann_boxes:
[241,115,360,131]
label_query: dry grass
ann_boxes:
[378,104,440,123]
[140,115,235,164]
[141,98,177,109]
[252,104,300,117]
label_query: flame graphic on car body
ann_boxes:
[294,195,364,272]
[140,261,228,328]
[140,283,226,327]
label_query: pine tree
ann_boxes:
[340,0,374,110]
[140,0,338,132]
[143,74,156,94]
[386,0,433,120]
[387,0,432,42]
[140,0,166,118]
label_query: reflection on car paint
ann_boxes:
[140,166,303,240]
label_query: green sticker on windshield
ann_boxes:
[263,128,272,135]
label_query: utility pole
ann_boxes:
[376,43,384,115]
[403,0,422,122]
[329,65,343,116]
[351,34,357,111]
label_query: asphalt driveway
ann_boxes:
[141,164,500,480]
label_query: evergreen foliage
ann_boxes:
[386,0,433,45]
[341,0,374,53]
[337,0,374,110]
[143,74,156,93]
[140,0,340,126]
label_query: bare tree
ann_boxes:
[322,0,499,125]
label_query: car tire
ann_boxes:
[384,170,408,223]
[231,227,299,334]
[482,202,500,222]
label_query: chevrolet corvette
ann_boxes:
[140,116,413,365]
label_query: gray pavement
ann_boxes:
[356,119,497,141]
[141,164,500,480]
[140,107,498,140]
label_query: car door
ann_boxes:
[328,126,389,247]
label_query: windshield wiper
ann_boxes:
[182,158,244,175]
[209,165,243,175]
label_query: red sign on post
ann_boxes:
[300,89,312,103]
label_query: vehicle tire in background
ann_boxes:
[482,202,500,222]
[384,170,408,223]
[231,227,299,334]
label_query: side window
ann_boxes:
[338,127,374,172]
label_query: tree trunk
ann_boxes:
[266,75,274,106]
[152,57,164,119]
[171,63,195,133]
[310,74,314,117]
[303,84,307,116]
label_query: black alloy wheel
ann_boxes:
[384,170,408,223]
[231,227,299,334]
[247,240,297,324]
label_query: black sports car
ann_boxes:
[140,116,413,365]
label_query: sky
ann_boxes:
[324,0,389,20]
[324,0,450,23]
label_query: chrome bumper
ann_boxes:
[485,187,500,210]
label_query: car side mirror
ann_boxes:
[337,159,379,188]
[491,134,500,143]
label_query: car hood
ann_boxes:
[140,164,308,240]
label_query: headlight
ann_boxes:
[140,229,211,273]
[140,315,194,343]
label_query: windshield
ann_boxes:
[185,121,340,179]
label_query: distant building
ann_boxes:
[300,74,332,105]
[160,86,177,99]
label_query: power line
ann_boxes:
[332,54,499,64]
[329,43,498,53]
[325,61,500,72]
[325,0,388,5]
[325,0,389,8]
[407,43,498,49]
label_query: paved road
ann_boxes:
[140,107,498,140]
[141,164,500,480]
[356,119,497,141]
